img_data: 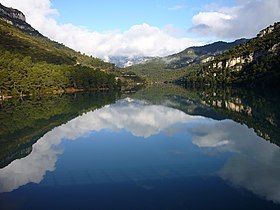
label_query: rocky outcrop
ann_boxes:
[257,23,280,38]
[0,3,41,36]
[207,23,279,74]
[210,52,255,72]
[185,22,280,86]
[201,56,215,63]
[269,43,280,53]
[0,4,26,22]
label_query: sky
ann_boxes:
[0,0,279,59]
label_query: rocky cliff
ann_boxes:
[0,3,41,36]
[210,23,280,72]
[185,22,280,88]
[209,52,254,72]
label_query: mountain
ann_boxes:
[0,3,40,36]
[184,22,280,88]
[125,39,248,83]
[0,3,120,97]
[162,39,248,69]
[0,3,116,69]
[109,56,153,68]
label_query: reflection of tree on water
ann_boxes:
[0,92,119,168]
[0,98,279,204]
[0,99,203,193]
[195,87,280,146]
[131,85,280,146]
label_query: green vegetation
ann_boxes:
[0,19,119,96]
[125,39,247,83]
[188,86,280,146]
[0,92,118,168]
[125,58,201,83]
[185,23,280,88]
[127,23,278,89]
[165,39,248,69]
[117,71,146,91]
[0,19,114,69]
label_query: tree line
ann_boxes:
[0,51,119,96]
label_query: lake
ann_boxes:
[0,85,279,210]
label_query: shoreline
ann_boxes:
[0,87,117,101]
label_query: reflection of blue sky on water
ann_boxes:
[0,98,279,204]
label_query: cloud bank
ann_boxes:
[190,0,280,39]
[2,0,278,58]
[0,0,200,59]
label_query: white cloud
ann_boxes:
[0,0,201,59]
[190,0,280,39]
[189,121,280,203]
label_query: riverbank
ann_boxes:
[0,87,117,101]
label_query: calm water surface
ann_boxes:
[0,86,279,210]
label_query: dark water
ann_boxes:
[0,86,279,210]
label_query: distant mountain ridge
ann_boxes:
[110,39,247,68]
[125,38,248,83]
[126,22,279,89]
[109,56,153,68]
[163,39,248,69]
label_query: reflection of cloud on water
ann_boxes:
[220,155,280,204]
[0,99,202,193]
[0,99,279,204]
[0,142,62,193]
[188,121,280,203]
[62,99,200,139]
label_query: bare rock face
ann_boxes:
[201,56,214,63]
[0,4,26,22]
[0,3,41,36]
[269,43,280,53]
[210,52,255,73]
[257,23,279,38]
[207,23,280,73]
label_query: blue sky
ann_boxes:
[51,0,234,33]
[1,0,279,58]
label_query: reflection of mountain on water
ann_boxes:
[129,85,226,120]
[0,92,118,168]
[0,99,204,193]
[195,88,280,146]
[130,85,280,146]
[0,98,279,204]
[1,84,279,169]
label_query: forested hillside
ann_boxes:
[0,4,119,97]
[184,22,280,88]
